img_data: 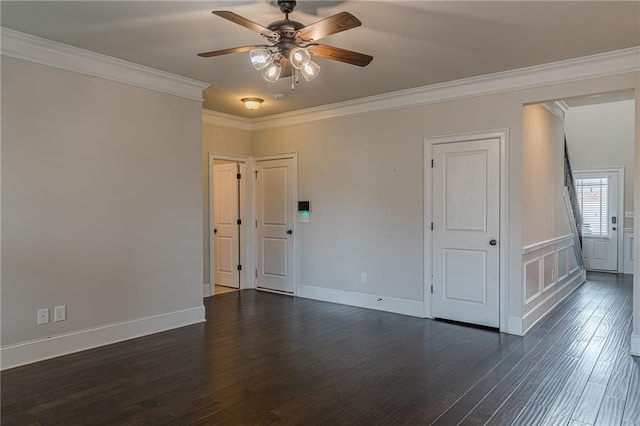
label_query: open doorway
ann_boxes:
[563,91,635,274]
[209,154,248,296]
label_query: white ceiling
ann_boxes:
[2,1,638,118]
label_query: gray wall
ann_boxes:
[2,57,204,345]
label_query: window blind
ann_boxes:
[575,177,608,237]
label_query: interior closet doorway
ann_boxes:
[209,154,248,296]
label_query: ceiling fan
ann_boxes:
[198,0,373,86]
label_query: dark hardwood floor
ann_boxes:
[2,273,639,425]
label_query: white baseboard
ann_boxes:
[1,305,206,370]
[203,283,211,298]
[507,315,524,336]
[632,333,640,357]
[522,269,585,334]
[297,284,424,318]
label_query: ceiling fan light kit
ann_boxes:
[250,49,273,70]
[198,0,373,91]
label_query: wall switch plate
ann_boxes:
[54,305,66,322]
[361,272,367,284]
[37,308,49,325]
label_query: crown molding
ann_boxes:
[241,47,638,131]
[542,101,567,120]
[1,27,209,102]
[202,109,252,131]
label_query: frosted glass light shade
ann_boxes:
[289,47,311,70]
[241,97,264,110]
[261,61,281,82]
[301,61,320,81]
[250,49,273,70]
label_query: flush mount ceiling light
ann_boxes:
[241,97,264,110]
[198,0,373,91]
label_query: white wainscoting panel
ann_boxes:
[521,237,586,334]
[624,228,634,274]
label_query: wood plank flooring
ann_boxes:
[2,272,639,425]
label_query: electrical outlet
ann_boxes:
[361,272,367,284]
[37,308,49,325]
[54,305,66,322]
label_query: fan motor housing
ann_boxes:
[277,1,297,15]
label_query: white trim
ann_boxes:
[203,110,252,131]
[424,129,509,332]
[0,306,206,370]
[631,333,640,357]
[203,283,211,298]
[297,284,424,318]
[1,27,209,102]
[522,268,585,334]
[246,47,639,130]
[508,315,524,336]
[522,234,574,255]
[542,101,566,121]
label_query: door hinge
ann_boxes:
[237,264,242,271]
[255,220,258,228]
[255,269,258,278]
[237,219,242,225]
[237,173,241,180]
[431,159,434,168]
[255,170,258,179]
[430,285,434,294]
[431,222,434,231]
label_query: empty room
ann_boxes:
[2,1,639,424]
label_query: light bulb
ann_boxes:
[289,47,311,70]
[301,61,320,81]
[250,49,273,70]
[261,61,281,82]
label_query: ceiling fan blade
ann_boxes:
[197,45,259,58]
[308,44,373,67]
[296,12,361,42]
[212,11,279,39]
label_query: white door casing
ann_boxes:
[575,169,622,272]
[212,162,240,288]
[431,137,501,328]
[255,157,296,294]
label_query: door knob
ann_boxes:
[489,239,497,246]
[287,230,293,235]
[213,228,217,234]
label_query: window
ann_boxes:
[575,177,608,237]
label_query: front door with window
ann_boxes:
[574,171,619,271]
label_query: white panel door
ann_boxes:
[256,158,295,293]
[575,171,619,271]
[213,163,239,288]
[432,138,500,328]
